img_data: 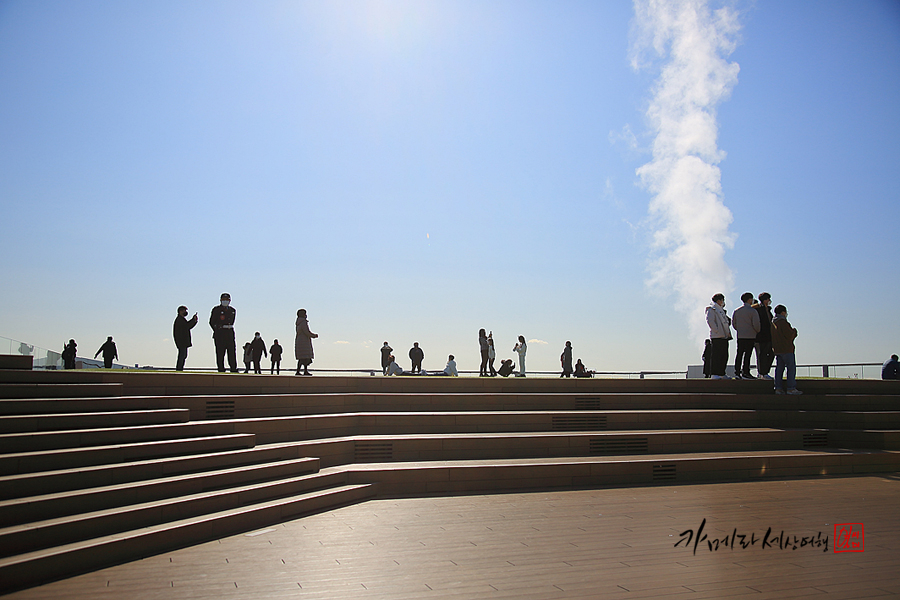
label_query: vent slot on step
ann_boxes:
[653,464,677,481]
[803,432,829,448]
[355,442,393,462]
[553,415,607,431]
[575,398,604,410]
[590,437,649,455]
[205,400,235,419]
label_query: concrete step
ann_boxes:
[0,383,124,399]
[0,409,190,433]
[0,433,257,476]
[0,482,375,595]
[331,448,900,496]
[276,428,844,467]
[197,410,760,444]
[0,396,171,415]
[0,456,321,527]
[0,441,314,500]
[0,470,352,558]
[0,421,239,453]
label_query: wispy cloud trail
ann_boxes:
[631,0,741,344]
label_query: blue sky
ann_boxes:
[1,0,898,373]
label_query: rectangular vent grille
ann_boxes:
[589,437,649,455]
[575,398,605,410]
[205,400,235,419]
[653,464,677,481]
[553,415,607,431]
[803,432,829,448]
[355,442,393,462]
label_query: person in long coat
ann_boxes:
[294,308,318,376]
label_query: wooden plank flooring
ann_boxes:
[6,475,899,599]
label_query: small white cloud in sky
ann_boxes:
[528,339,548,345]
[333,340,350,345]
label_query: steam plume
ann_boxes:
[632,0,741,344]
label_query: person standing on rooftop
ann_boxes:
[560,341,573,378]
[732,292,760,380]
[705,293,732,380]
[380,342,393,375]
[294,309,318,376]
[753,293,775,381]
[513,336,527,377]
[94,336,118,369]
[173,305,198,371]
[210,293,237,373]
[408,342,424,374]
[771,304,802,395]
[270,339,283,374]
[479,329,490,377]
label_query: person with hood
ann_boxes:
[270,339,283,374]
[771,304,802,395]
[294,309,318,376]
[705,293,732,379]
[560,341,573,378]
[94,336,118,369]
[62,339,77,369]
[209,292,237,373]
[731,292,760,379]
[173,305,198,371]
[249,332,267,374]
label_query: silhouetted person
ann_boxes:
[270,339,283,374]
[754,292,775,380]
[514,336,527,377]
[409,342,424,373]
[574,359,593,378]
[380,342,393,375]
[173,305,198,371]
[497,358,515,377]
[883,354,900,380]
[479,328,490,376]
[242,342,252,373]
[210,293,237,372]
[250,332,267,374]
[560,341,573,377]
[94,336,118,369]
[295,309,318,376]
[62,339,77,369]
[488,333,497,376]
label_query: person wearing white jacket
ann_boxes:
[705,293,732,379]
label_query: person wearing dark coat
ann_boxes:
[62,339,77,369]
[249,332,267,374]
[883,355,900,380]
[478,329,490,376]
[294,309,318,376]
[753,292,775,380]
[560,341,573,378]
[209,292,238,373]
[270,339,283,374]
[408,342,424,373]
[380,342,393,375]
[94,336,118,369]
[173,305,198,371]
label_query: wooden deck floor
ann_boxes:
[6,475,899,600]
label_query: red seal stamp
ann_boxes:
[834,523,864,553]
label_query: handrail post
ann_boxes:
[823,365,829,378]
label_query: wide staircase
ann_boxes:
[1,369,898,594]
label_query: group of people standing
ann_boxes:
[173,293,317,376]
[60,337,118,369]
[705,292,802,394]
